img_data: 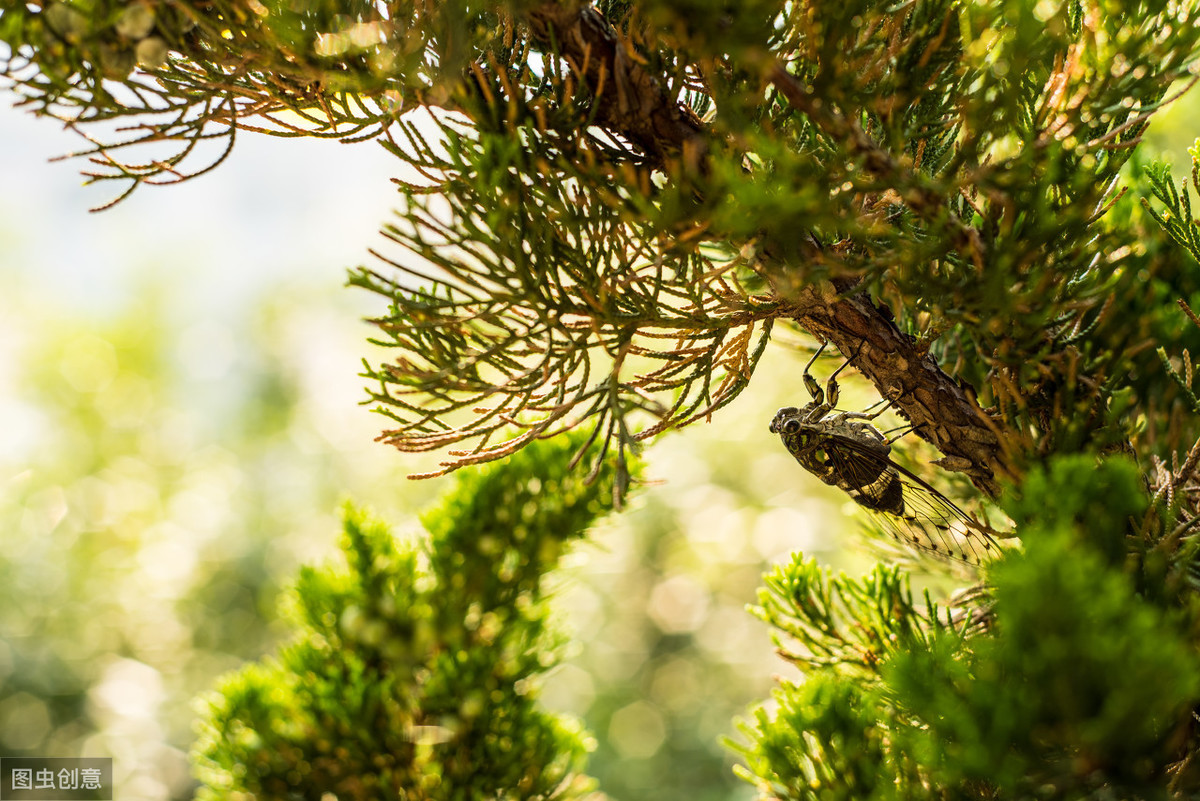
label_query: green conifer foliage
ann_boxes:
[192,435,634,800]
[740,457,1200,799]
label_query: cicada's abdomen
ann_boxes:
[844,469,906,517]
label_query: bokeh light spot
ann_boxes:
[608,701,666,760]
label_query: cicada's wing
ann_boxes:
[822,440,891,491]
[862,492,997,566]
[820,435,998,565]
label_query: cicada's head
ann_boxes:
[768,407,797,434]
[769,407,810,445]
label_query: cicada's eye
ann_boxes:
[783,419,800,434]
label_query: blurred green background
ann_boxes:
[2,81,1197,801]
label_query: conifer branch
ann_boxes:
[519,1,1008,495]
[524,1,708,168]
[782,284,1005,496]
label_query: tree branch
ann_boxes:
[521,1,1012,496]
[525,2,707,168]
[785,284,1005,497]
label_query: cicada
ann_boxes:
[769,345,998,565]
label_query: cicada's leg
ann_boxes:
[840,395,893,422]
[802,341,829,406]
[883,424,915,445]
[862,396,891,414]
[881,419,931,445]
[824,341,867,410]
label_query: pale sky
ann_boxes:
[0,99,401,315]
